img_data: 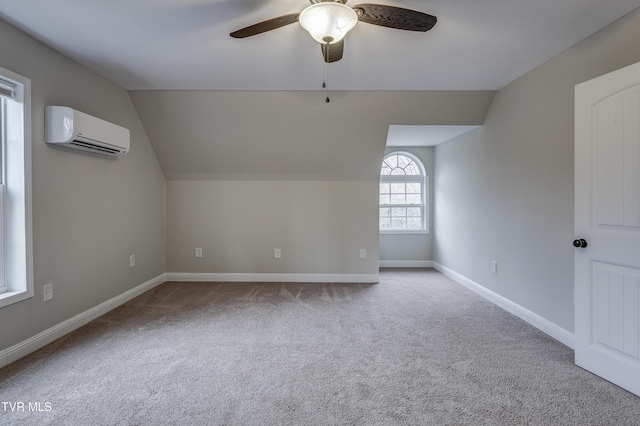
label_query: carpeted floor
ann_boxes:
[1,268,639,425]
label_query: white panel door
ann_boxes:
[575,61,640,397]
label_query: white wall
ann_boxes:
[380,146,434,264]
[0,20,165,351]
[434,8,640,333]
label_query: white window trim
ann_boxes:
[379,151,429,235]
[0,66,33,308]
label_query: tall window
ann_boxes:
[0,66,33,308]
[0,92,6,294]
[379,152,428,233]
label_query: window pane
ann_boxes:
[379,183,389,194]
[391,207,406,217]
[379,207,390,217]
[392,217,406,228]
[390,183,405,193]
[385,155,397,169]
[390,194,405,204]
[405,162,420,175]
[406,194,421,204]
[379,217,391,228]
[406,182,421,193]
[379,195,391,205]
[408,217,422,228]
[397,154,410,169]
[0,98,4,184]
[407,207,421,217]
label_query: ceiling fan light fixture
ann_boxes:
[299,2,358,45]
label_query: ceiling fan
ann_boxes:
[230,0,437,63]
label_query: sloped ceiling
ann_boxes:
[129,90,494,180]
[386,125,480,147]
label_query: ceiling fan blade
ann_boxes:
[321,40,344,63]
[353,4,436,32]
[230,13,299,38]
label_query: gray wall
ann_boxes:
[5,5,637,352]
[131,90,493,278]
[434,8,640,333]
[0,20,165,351]
[380,146,434,263]
[166,180,379,275]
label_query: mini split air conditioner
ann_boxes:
[46,106,130,156]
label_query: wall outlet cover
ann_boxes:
[43,283,53,301]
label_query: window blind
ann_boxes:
[0,77,16,99]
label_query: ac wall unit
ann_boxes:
[45,106,130,156]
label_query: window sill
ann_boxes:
[0,289,33,309]
[380,230,430,235]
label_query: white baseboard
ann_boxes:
[0,273,166,369]
[433,262,575,349]
[166,272,380,284]
[379,260,435,268]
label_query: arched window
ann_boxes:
[379,152,428,233]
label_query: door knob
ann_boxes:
[573,239,588,248]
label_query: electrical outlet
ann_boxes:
[491,261,497,274]
[130,254,136,268]
[274,248,281,259]
[43,283,53,301]
[195,247,203,258]
[360,249,367,259]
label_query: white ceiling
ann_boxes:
[386,125,480,146]
[0,0,638,91]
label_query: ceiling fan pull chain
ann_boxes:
[324,43,330,103]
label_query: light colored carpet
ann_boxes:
[1,268,639,425]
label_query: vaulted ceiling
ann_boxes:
[1,1,638,179]
[0,0,637,91]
